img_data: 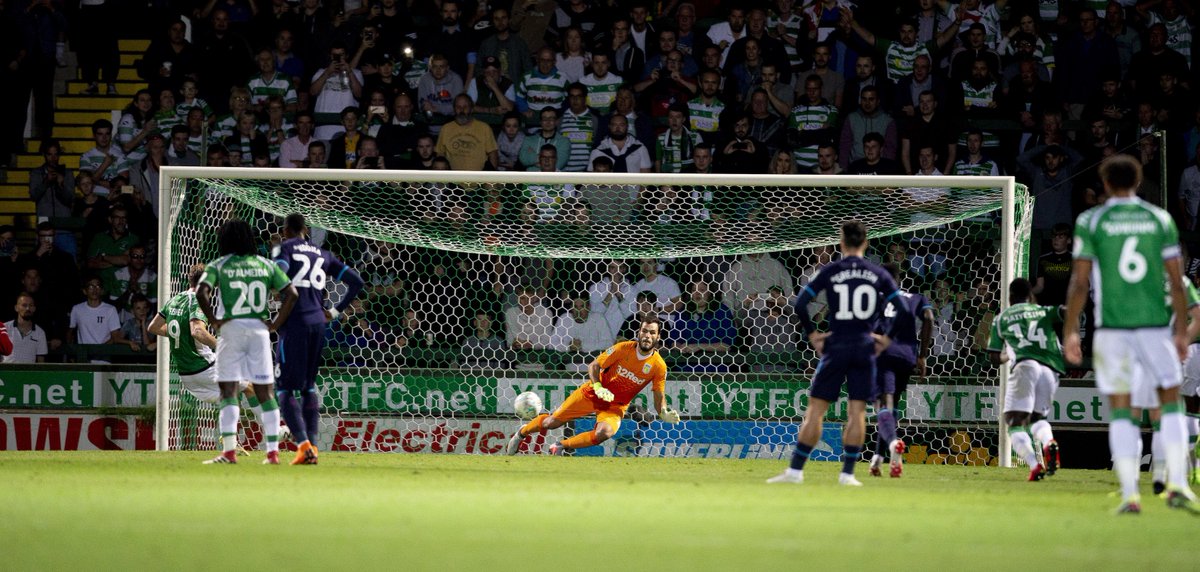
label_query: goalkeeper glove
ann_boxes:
[660,408,680,424]
[591,382,615,402]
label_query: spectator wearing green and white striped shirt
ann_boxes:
[787,75,838,170]
[116,90,158,166]
[247,49,299,115]
[517,47,569,119]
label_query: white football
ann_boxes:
[513,391,543,420]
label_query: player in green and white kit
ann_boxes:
[1150,277,1200,492]
[149,263,282,452]
[1064,155,1196,513]
[197,220,298,465]
[987,278,1064,481]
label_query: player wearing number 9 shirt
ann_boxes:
[273,214,364,465]
[768,221,901,486]
[197,219,298,465]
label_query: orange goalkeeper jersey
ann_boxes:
[583,341,667,406]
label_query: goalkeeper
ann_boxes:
[504,316,680,455]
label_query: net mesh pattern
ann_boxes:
[161,170,1031,464]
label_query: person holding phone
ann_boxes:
[28,140,76,256]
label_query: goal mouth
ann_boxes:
[157,167,1031,464]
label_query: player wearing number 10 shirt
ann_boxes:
[768,221,902,486]
[197,219,298,465]
[273,214,364,465]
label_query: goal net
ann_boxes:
[155,168,1031,466]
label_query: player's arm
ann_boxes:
[653,387,680,423]
[1063,258,1092,365]
[147,313,169,337]
[328,264,366,321]
[585,353,617,401]
[190,319,218,350]
[196,282,220,328]
[268,283,300,332]
[1165,256,1189,360]
[918,306,934,379]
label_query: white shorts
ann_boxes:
[215,319,275,385]
[1182,343,1200,399]
[1093,328,1181,406]
[181,366,249,404]
[1006,360,1059,416]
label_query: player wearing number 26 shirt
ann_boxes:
[273,214,364,465]
[197,219,298,465]
[768,221,902,487]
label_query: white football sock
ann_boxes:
[219,403,239,453]
[1111,419,1141,499]
[1160,412,1190,490]
[262,409,280,453]
[1152,429,1166,484]
[1010,430,1039,468]
[1031,420,1054,448]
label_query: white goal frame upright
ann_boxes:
[155,167,1021,467]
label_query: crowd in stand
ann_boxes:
[4,0,1199,371]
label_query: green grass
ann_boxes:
[0,452,1193,570]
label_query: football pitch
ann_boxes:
[0,452,1193,570]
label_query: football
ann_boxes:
[513,391,543,420]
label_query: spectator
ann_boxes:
[787,74,839,171]
[259,95,293,163]
[69,276,123,357]
[176,79,215,124]
[770,148,798,174]
[547,0,604,50]
[71,171,109,248]
[610,18,648,83]
[79,119,128,193]
[812,143,842,174]
[626,1,657,54]
[118,294,156,353]
[138,19,196,95]
[894,54,946,121]
[510,0,557,54]
[478,7,531,83]
[1055,7,1119,121]
[580,51,623,114]
[670,280,736,355]
[656,105,702,173]
[1033,223,1072,307]
[116,90,159,165]
[166,125,202,166]
[746,88,786,154]
[632,258,682,314]
[841,54,895,116]
[517,47,569,119]
[846,15,958,83]
[184,107,217,156]
[998,32,1052,86]
[674,2,708,59]
[152,87,181,138]
[559,83,598,172]
[839,86,897,168]
[707,5,747,66]
[247,47,299,114]
[271,27,305,88]
[1004,58,1055,149]
[212,86,251,141]
[107,244,156,315]
[589,114,653,173]
[686,69,727,143]
[1179,143,1200,231]
[1139,0,1194,70]
[756,64,794,118]
[466,56,516,123]
[223,111,270,167]
[328,107,366,169]
[277,111,319,168]
[460,310,508,370]
[483,112,521,172]
[552,294,615,367]
[5,293,47,363]
[555,26,591,83]
[28,139,75,253]
[311,44,365,140]
[77,0,119,95]
[436,94,499,171]
[717,113,769,174]
[950,23,1001,82]
[596,86,655,152]
[901,90,956,174]
[0,226,18,303]
[420,0,477,81]
[504,285,555,352]
[720,251,793,317]
[617,289,660,341]
[1018,144,1084,231]
[519,107,571,171]
[806,42,844,109]
[86,204,139,289]
[376,93,425,166]
[194,9,254,114]
[952,130,999,176]
[744,285,797,371]
[636,49,698,121]
[1104,1,1140,79]
[723,7,791,88]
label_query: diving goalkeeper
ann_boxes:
[503,315,681,455]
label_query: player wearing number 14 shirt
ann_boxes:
[273,214,364,465]
[197,219,298,465]
[769,221,902,486]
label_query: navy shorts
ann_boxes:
[810,343,876,403]
[276,322,327,392]
[872,351,916,402]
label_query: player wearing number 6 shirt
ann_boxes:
[197,219,298,465]
[1064,154,1196,514]
[987,278,1065,482]
[769,221,901,486]
[273,213,364,465]
[503,315,678,456]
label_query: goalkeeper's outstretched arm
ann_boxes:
[654,389,679,423]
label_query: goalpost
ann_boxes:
[155,167,1030,467]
